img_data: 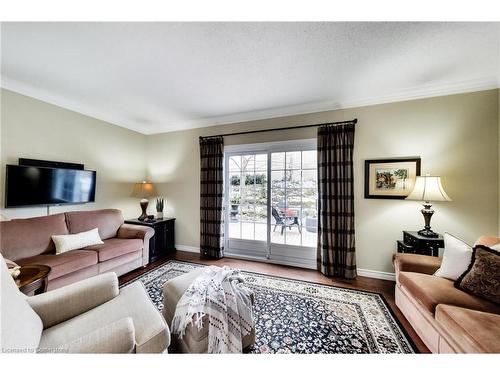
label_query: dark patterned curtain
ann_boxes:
[199,136,224,259]
[317,122,356,279]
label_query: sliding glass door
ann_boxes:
[224,140,317,269]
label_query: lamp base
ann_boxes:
[418,202,438,238]
[417,228,439,238]
[138,199,149,221]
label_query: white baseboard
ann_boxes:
[175,244,199,253]
[357,268,395,281]
[174,244,396,281]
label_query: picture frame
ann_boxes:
[364,158,421,199]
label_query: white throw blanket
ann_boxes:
[171,266,254,353]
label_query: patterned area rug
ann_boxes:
[123,260,415,353]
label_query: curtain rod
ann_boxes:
[199,118,357,139]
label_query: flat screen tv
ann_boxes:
[5,164,97,207]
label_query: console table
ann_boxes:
[125,217,176,263]
[397,230,444,257]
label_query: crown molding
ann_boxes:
[2,75,499,135]
[0,76,146,134]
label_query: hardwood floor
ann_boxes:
[119,250,430,353]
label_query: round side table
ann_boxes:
[15,265,51,295]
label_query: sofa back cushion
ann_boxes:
[1,255,43,352]
[0,213,68,261]
[65,209,124,240]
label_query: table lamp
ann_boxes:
[405,175,451,238]
[131,181,157,221]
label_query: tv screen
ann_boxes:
[5,164,96,207]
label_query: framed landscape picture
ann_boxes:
[364,158,421,199]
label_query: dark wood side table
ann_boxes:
[15,265,51,295]
[397,230,444,257]
[125,217,176,263]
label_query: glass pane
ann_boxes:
[287,170,301,189]
[255,154,267,171]
[254,205,267,223]
[229,156,241,172]
[286,189,301,211]
[271,152,285,170]
[247,186,258,205]
[302,212,317,247]
[240,204,255,221]
[302,170,317,188]
[227,147,318,250]
[271,190,286,211]
[244,173,255,186]
[271,208,285,244]
[271,170,285,189]
[229,172,241,187]
[241,155,254,173]
[254,172,267,187]
[241,222,254,240]
[284,211,301,246]
[286,151,301,170]
[229,185,241,205]
[228,221,241,239]
[254,186,267,206]
[302,188,317,207]
[255,223,267,242]
[302,150,317,169]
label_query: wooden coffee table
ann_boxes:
[15,265,51,295]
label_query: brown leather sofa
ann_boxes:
[0,209,154,291]
[394,236,500,353]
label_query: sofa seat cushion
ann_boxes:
[39,282,170,353]
[435,305,500,353]
[84,238,143,262]
[17,250,98,281]
[398,271,500,315]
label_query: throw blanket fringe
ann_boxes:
[171,266,253,353]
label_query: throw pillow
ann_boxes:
[52,228,103,254]
[455,245,500,305]
[434,232,472,281]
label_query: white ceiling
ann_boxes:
[1,22,499,134]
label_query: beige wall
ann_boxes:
[0,89,147,219]
[146,89,499,274]
[1,88,498,274]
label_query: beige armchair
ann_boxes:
[0,255,170,353]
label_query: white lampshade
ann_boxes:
[131,181,157,198]
[406,176,452,202]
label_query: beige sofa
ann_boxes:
[394,236,500,353]
[1,255,170,353]
[0,209,154,290]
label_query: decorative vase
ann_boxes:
[157,211,163,219]
[230,204,239,221]
[305,217,318,233]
